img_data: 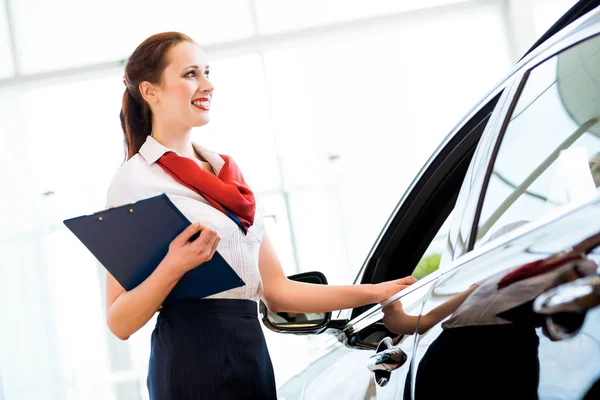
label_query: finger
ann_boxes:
[401,276,418,285]
[209,234,221,254]
[193,227,217,249]
[201,234,220,262]
[202,233,219,256]
[382,304,397,313]
[172,223,203,247]
[382,299,402,310]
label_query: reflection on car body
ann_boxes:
[407,238,599,399]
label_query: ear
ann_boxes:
[139,81,159,105]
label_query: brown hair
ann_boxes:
[120,32,194,159]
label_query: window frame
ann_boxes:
[444,77,525,261]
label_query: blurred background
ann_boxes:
[0,0,579,398]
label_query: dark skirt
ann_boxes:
[147,299,277,400]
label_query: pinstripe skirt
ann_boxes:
[147,299,277,399]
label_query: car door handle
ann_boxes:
[367,337,408,387]
[534,276,600,315]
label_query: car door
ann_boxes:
[407,16,600,400]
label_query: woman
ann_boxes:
[106,32,416,399]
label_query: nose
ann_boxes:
[199,75,214,95]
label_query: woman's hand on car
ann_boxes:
[373,276,418,302]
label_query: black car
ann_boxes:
[261,2,600,399]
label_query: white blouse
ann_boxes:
[105,135,264,301]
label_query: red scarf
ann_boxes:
[497,254,583,289]
[156,151,255,233]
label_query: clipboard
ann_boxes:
[63,194,245,306]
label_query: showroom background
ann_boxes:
[0,0,577,398]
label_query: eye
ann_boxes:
[204,70,210,79]
[184,70,196,78]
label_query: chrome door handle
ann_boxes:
[534,276,600,315]
[367,337,408,387]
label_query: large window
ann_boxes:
[0,4,13,78]
[8,0,256,74]
[254,0,464,34]
[264,1,511,284]
[533,0,579,37]
[476,34,600,246]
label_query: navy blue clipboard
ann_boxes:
[63,194,245,306]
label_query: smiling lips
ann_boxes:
[192,97,210,111]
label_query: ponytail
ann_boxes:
[121,87,151,160]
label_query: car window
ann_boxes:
[475,33,600,246]
[410,211,453,279]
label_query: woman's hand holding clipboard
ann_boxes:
[164,222,221,277]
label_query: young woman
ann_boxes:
[105,32,416,399]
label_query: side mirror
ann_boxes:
[259,271,332,334]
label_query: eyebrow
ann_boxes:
[184,65,210,71]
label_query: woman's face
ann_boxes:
[153,41,214,129]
